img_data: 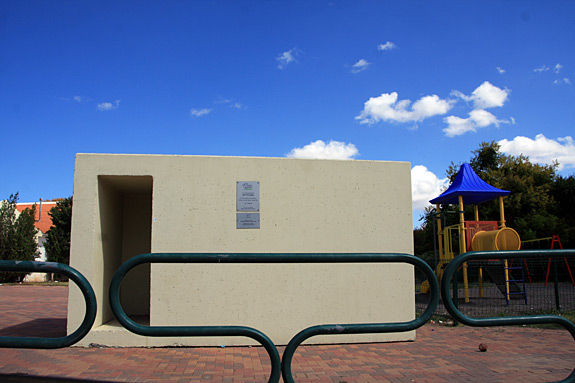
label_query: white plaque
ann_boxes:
[237,213,260,229]
[237,181,260,211]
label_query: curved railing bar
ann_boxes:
[109,253,282,383]
[441,249,575,383]
[278,253,439,383]
[110,253,438,383]
[0,260,97,349]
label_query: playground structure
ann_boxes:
[522,235,575,287]
[424,163,523,303]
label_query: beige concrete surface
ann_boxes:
[68,154,414,347]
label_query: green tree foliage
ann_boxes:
[414,141,575,257]
[551,175,575,248]
[45,197,72,265]
[0,193,39,282]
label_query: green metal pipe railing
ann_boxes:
[441,249,575,383]
[109,253,283,383]
[279,253,439,383]
[0,260,97,349]
[108,253,439,383]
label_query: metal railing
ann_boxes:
[0,260,96,349]
[441,249,575,383]
[108,252,439,383]
[9,253,572,381]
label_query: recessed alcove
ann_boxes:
[97,175,152,324]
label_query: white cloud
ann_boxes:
[190,108,212,117]
[377,41,397,51]
[351,59,370,73]
[469,109,500,127]
[443,109,509,137]
[534,65,550,73]
[468,81,509,109]
[554,77,571,85]
[534,63,563,75]
[356,92,453,125]
[411,165,448,210]
[216,97,245,109]
[496,67,506,74]
[443,115,475,137]
[554,63,563,74]
[534,63,569,84]
[451,82,509,109]
[498,134,575,170]
[73,96,83,102]
[286,140,358,160]
[443,82,511,137]
[97,100,120,111]
[276,48,297,69]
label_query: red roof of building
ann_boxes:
[15,201,58,234]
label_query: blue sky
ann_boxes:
[2,1,574,227]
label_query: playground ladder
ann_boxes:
[503,259,528,305]
[545,235,575,287]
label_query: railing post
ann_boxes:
[554,258,561,312]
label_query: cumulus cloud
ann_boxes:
[351,59,370,73]
[498,134,575,170]
[286,140,358,160]
[465,81,510,109]
[443,116,475,137]
[496,67,506,74]
[411,165,448,210]
[276,48,298,69]
[190,108,212,117]
[377,41,397,51]
[356,92,453,125]
[97,100,120,111]
[444,82,511,137]
[443,109,508,137]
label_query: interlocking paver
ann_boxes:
[1,285,574,382]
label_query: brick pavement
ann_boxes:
[1,285,574,382]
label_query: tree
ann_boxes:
[45,197,72,265]
[551,175,575,248]
[0,193,39,282]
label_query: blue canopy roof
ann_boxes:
[429,163,510,205]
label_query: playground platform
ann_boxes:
[1,285,574,382]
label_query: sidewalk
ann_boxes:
[1,285,574,382]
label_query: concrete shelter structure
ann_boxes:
[68,153,415,347]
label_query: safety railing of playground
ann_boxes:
[0,253,438,383]
[441,249,575,383]
[2,252,575,382]
[108,252,440,383]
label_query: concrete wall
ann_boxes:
[68,154,414,347]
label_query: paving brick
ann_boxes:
[1,285,574,382]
